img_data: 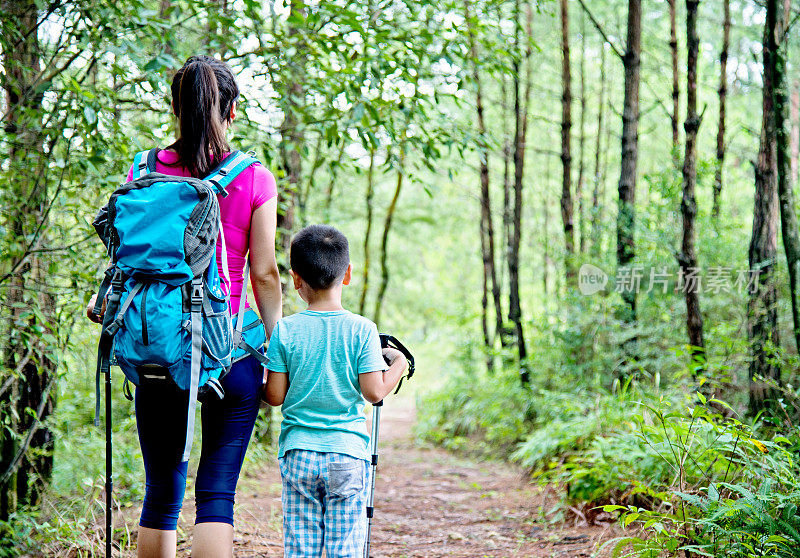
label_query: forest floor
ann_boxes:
[163,397,620,558]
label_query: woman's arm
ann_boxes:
[249,197,282,338]
[263,370,289,406]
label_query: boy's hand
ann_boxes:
[361,349,408,404]
[382,348,407,369]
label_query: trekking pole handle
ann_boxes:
[378,334,415,395]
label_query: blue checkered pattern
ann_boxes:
[279,449,369,558]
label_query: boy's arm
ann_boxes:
[264,370,288,406]
[359,348,407,404]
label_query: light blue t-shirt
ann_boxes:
[266,310,387,460]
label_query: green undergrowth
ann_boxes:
[416,364,800,557]
[0,331,280,557]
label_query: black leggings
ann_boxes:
[135,356,262,529]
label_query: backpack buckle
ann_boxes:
[191,284,203,305]
[110,270,125,290]
[104,319,122,338]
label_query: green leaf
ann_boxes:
[84,106,97,125]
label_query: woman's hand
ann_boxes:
[86,294,105,324]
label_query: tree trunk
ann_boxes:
[298,133,325,225]
[748,0,781,414]
[792,80,799,186]
[465,0,502,369]
[678,0,705,370]
[509,0,532,384]
[712,0,730,221]
[373,151,405,329]
[322,141,346,222]
[277,0,305,280]
[616,0,642,325]
[358,148,376,315]
[481,243,492,371]
[577,12,587,255]
[544,156,551,301]
[559,0,575,279]
[590,43,606,258]
[160,0,175,55]
[775,0,800,353]
[500,72,513,348]
[669,0,680,157]
[0,0,56,518]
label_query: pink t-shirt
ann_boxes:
[126,149,277,313]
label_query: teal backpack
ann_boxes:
[92,148,267,461]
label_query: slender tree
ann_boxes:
[323,142,347,222]
[580,0,641,323]
[748,0,781,413]
[669,0,680,156]
[499,34,512,348]
[298,133,326,224]
[678,0,705,369]
[359,148,377,315]
[373,149,406,328]
[774,0,800,352]
[509,0,533,383]
[617,0,642,324]
[0,0,56,517]
[712,0,731,220]
[465,0,503,368]
[276,0,306,279]
[792,80,799,184]
[559,0,575,279]
[577,13,588,254]
[590,43,607,258]
[544,156,552,301]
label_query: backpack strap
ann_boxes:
[94,271,133,426]
[204,150,259,195]
[209,150,258,286]
[182,276,204,462]
[130,148,159,180]
[218,222,231,289]
[231,258,268,366]
[91,265,116,321]
[235,259,250,329]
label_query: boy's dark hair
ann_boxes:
[290,225,350,290]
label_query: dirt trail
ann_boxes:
[174,399,617,557]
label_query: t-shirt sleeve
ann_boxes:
[266,321,288,373]
[357,323,388,374]
[251,164,278,210]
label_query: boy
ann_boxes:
[263,224,408,558]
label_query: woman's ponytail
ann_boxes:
[169,55,239,177]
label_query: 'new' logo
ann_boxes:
[578,264,608,295]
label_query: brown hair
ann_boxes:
[167,55,239,177]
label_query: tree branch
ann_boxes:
[0,375,56,486]
[576,0,623,59]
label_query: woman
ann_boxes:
[89,55,282,557]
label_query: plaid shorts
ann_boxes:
[279,449,370,558]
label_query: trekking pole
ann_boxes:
[365,399,382,558]
[364,335,415,558]
[105,364,113,558]
[94,271,122,558]
[95,325,115,558]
